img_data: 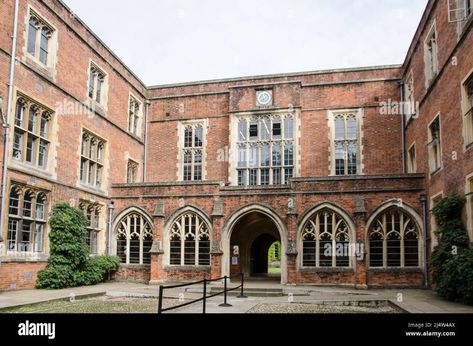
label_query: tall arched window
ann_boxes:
[368,206,420,268]
[301,208,352,268]
[169,212,211,266]
[116,212,153,265]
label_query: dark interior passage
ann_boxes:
[230,211,281,279]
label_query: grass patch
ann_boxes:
[1,297,184,314]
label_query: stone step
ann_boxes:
[184,286,308,297]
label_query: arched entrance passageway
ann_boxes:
[229,211,281,281]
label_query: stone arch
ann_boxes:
[112,206,154,264]
[297,202,357,269]
[366,200,423,239]
[163,205,213,267]
[365,199,424,267]
[222,203,288,284]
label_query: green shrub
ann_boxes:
[36,202,120,289]
[431,195,473,305]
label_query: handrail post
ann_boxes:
[203,279,207,314]
[158,285,164,314]
[219,276,232,307]
[237,273,247,298]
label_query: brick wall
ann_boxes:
[0,261,47,291]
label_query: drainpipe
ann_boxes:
[399,80,406,174]
[143,100,150,182]
[0,0,20,244]
[106,201,115,255]
[419,194,429,288]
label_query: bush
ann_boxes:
[431,195,473,305]
[36,202,120,289]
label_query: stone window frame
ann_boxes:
[12,92,53,170]
[328,109,364,176]
[298,206,355,269]
[430,191,444,250]
[453,0,473,36]
[115,211,154,265]
[79,200,103,255]
[466,174,473,241]
[126,159,139,184]
[128,93,143,137]
[5,183,49,257]
[407,142,417,174]
[427,113,442,174]
[23,6,58,77]
[86,60,109,112]
[229,108,300,186]
[461,69,473,148]
[176,119,208,182]
[164,207,212,267]
[404,70,416,123]
[79,129,106,190]
[424,20,439,88]
[367,205,422,269]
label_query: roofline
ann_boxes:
[402,0,434,72]
[148,64,402,90]
[56,0,146,88]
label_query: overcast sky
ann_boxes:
[62,0,428,86]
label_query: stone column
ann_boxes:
[286,198,298,284]
[149,201,165,285]
[354,196,368,290]
[210,200,224,280]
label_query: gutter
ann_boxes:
[0,0,20,244]
[399,80,406,174]
[143,100,150,182]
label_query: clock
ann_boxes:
[256,90,272,106]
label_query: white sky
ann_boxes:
[62,0,428,86]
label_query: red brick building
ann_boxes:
[0,0,471,290]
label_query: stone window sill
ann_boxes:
[299,267,354,273]
[164,265,211,272]
[368,267,423,273]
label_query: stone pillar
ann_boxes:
[286,198,298,284]
[210,200,224,280]
[149,201,165,285]
[354,196,368,290]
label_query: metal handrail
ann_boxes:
[158,273,246,314]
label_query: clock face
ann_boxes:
[256,91,272,106]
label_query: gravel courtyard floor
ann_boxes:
[247,303,399,314]
[2,296,399,314]
[2,297,174,314]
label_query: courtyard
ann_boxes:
[1,281,472,314]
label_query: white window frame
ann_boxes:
[430,191,444,250]
[87,60,108,109]
[79,201,103,255]
[229,109,300,186]
[328,109,363,176]
[115,212,153,265]
[424,21,439,87]
[126,159,139,183]
[6,184,48,256]
[11,93,52,169]
[24,6,58,73]
[427,114,442,174]
[177,120,207,182]
[404,71,416,122]
[461,69,473,148]
[128,93,143,137]
[407,142,417,174]
[79,129,106,189]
